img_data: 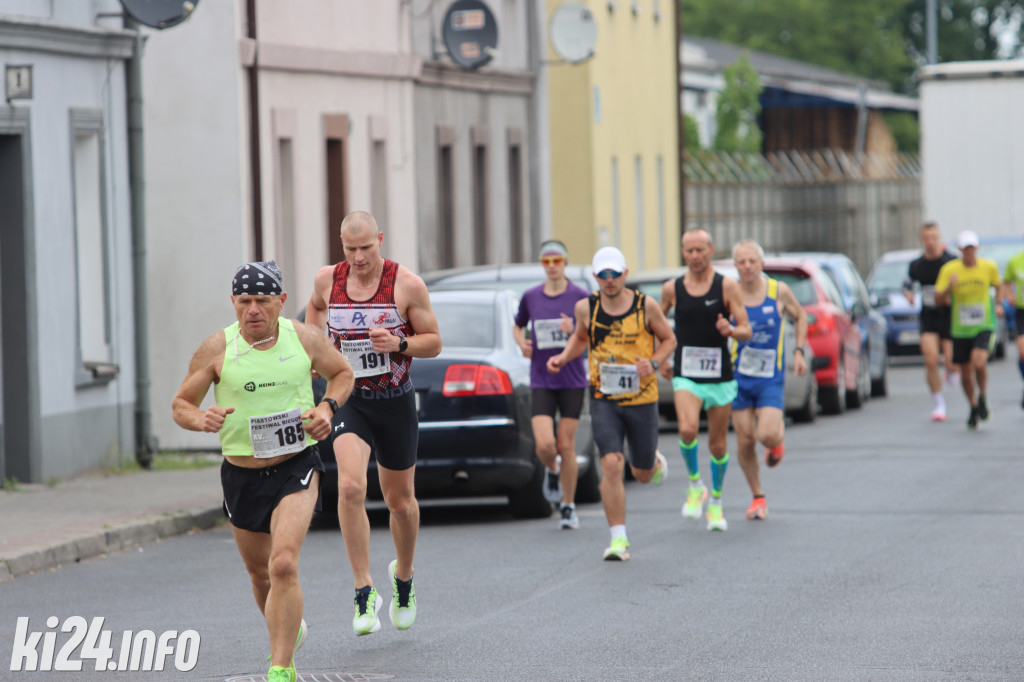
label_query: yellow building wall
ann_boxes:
[547,0,680,272]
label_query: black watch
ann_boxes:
[650,359,660,370]
[398,337,409,353]
[794,347,806,355]
[321,397,340,415]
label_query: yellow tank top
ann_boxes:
[214,318,317,457]
[588,291,657,406]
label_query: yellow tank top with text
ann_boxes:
[588,291,658,406]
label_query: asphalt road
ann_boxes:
[1,362,1022,681]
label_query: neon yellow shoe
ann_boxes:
[388,559,417,630]
[682,482,708,519]
[602,537,630,561]
[707,502,728,531]
[353,586,383,636]
[267,664,296,682]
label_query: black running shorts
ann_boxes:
[920,307,952,340]
[530,388,585,420]
[220,446,324,534]
[952,331,993,365]
[328,380,418,471]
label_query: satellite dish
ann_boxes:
[441,0,499,70]
[550,2,597,64]
[119,0,198,30]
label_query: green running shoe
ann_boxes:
[264,617,306,663]
[682,482,708,519]
[267,664,296,682]
[602,536,630,561]
[707,502,728,531]
[353,586,383,636]
[652,450,668,486]
[387,559,417,630]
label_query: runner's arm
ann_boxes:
[659,278,676,316]
[305,265,334,330]
[644,295,677,367]
[399,271,443,358]
[547,298,590,372]
[777,282,809,376]
[722,277,753,341]
[171,332,231,433]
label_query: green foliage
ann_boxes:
[2,476,20,491]
[683,113,703,151]
[713,53,763,153]
[899,0,1024,65]
[884,111,920,152]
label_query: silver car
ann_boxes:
[626,266,819,425]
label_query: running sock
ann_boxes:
[610,524,627,541]
[933,392,945,410]
[680,438,699,479]
[710,452,729,498]
[1018,360,1024,380]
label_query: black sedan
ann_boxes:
[314,288,601,519]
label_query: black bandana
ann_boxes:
[232,261,283,296]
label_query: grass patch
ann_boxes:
[105,452,220,475]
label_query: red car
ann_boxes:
[761,257,863,415]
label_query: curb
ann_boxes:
[0,505,223,583]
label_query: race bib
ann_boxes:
[341,338,391,378]
[737,346,776,378]
[533,318,571,350]
[249,408,306,458]
[599,363,640,396]
[681,346,722,379]
[921,285,936,307]
[958,303,986,327]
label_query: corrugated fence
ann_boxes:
[685,149,922,275]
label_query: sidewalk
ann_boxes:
[0,464,224,582]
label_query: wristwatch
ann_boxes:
[794,347,806,355]
[398,337,409,353]
[650,359,660,370]
[320,397,340,415]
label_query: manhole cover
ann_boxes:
[225,673,393,682]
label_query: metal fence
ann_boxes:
[685,149,922,275]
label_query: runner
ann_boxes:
[172,261,355,682]
[998,234,1024,409]
[547,246,676,560]
[306,211,442,636]
[935,230,1003,429]
[512,239,590,529]
[660,228,751,531]
[729,240,808,521]
[904,221,958,421]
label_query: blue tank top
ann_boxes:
[731,278,785,385]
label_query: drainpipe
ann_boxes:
[125,16,156,466]
[246,0,264,259]
[675,0,686,247]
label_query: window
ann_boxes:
[611,156,621,247]
[508,130,524,263]
[370,140,388,231]
[71,110,114,385]
[275,136,296,316]
[437,126,455,269]
[472,126,489,265]
[323,114,349,266]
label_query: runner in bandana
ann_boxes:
[306,212,441,637]
[172,261,354,682]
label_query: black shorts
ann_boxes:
[589,399,659,470]
[220,446,324,534]
[920,307,951,340]
[531,388,585,419]
[952,331,993,365]
[329,380,418,471]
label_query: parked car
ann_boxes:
[423,263,599,294]
[626,265,819,424]
[867,249,923,356]
[309,289,601,519]
[759,257,861,415]
[782,252,889,401]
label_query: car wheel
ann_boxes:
[819,356,846,416]
[508,460,554,519]
[792,375,818,423]
[574,444,602,504]
[870,356,888,397]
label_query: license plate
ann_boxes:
[897,329,920,345]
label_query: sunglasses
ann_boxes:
[596,269,623,281]
[540,256,565,265]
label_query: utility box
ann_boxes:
[918,60,1024,240]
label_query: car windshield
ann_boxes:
[767,271,817,306]
[869,260,909,293]
[432,302,495,348]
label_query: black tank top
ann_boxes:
[673,272,733,383]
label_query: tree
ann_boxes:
[684,114,703,151]
[899,0,1024,63]
[713,53,763,153]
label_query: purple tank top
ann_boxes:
[515,282,589,389]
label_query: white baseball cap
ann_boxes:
[957,230,979,249]
[592,246,627,275]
